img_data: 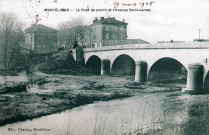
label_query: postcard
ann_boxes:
[0,0,209,135]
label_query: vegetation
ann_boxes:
[0,13,25,67]
[57,17,86,50]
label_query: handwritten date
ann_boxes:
[113,1,155,8]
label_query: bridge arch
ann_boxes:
[148,57,187,82]
[111,54,135,75]
[86,55,101,75]
[204,71,209,91]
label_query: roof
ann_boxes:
[101,18,127,25]
[194,39,209,42]
[102,39,150,46]
[25,24,57,33]
[128,39,150,44]
[92,17,128,25]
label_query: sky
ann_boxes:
[0,0,209,43]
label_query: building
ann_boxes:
[194,39,209,42]
[25,24,58,54]
[82,17,149,48]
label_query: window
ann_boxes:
[120,34,123,39]
[106,26,109,31]
[30,35,33,42]
[30,44,32,50]
[93,35,96,39]
[106,33,109,39]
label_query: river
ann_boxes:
[0,73,209,135]
[0,91,199,135]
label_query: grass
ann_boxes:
[79,91,209,135]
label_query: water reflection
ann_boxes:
[0,93,167,135]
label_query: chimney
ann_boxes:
[93,17,99,23]
[122,19,125,22]
[100,17,104,21]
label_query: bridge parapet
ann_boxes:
[83,41,209,93]
[84,42,209,52]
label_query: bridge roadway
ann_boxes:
[75,42,209,93]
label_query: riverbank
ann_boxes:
[0,72,184,126]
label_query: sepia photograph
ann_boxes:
[0,0,209,134]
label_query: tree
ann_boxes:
[0,13,24,67]
[57,17,86,50]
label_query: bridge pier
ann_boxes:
[135,61,147,82]
[182,63,203,93]
[101,59,110,75]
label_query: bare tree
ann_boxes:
[57,17,86,50]
[0,13,24,67]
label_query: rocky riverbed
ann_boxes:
[0,72,185,126]
[1,72,209,135]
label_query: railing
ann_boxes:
[84,42,209,52]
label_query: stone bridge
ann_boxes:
[74,42,209,93]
